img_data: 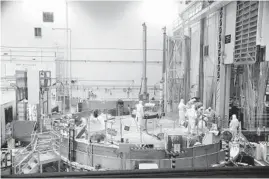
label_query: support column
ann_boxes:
[199,2,206,102]
[218,6,227,125]
[184,35,191,102]
[224,65,231,128]
[162,27,167,114]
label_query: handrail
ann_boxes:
[13,128,63,174]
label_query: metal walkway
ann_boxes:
[13,131,61,174]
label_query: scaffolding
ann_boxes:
[165,35,185,113]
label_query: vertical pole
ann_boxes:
[162,27,166,114]
[140,128,142,146]
[225,140,229,162]
[142,23,147,96]
[39,152,42,173]
[199,3,205,102]
[40,103,43,133]
[171,155,176,169]
[263,126,266,142]
[110,123,113,143]
[105,121,107,144]
[62,83,65,114]
[69,30,72,113]
[120,118,123,143]
[58,160,61,172]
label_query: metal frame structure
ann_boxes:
[165,36,185,113]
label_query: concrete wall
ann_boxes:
[203,12,219,108]
[1,1,180,101]
[224,1,237,65]
[190,22,200,97]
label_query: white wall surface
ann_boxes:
[0,91,15,105]
[203,12,219,108]
[190,22,200,97]
[224,1,236,65]
[1,0,179,101]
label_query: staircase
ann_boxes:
[14,131,61,174]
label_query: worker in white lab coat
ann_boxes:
[136,101,144,131]
[178,99,186,126]
[229,114,240,138]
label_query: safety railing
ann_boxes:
[13,133,37,166]
[13,131,38,174]
[130,150,223,169]
[243,113,269,129]
[1,148,12,169]
[57,139,224,171]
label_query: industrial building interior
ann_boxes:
[1,0,269,178]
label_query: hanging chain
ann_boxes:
[217,7,223,82]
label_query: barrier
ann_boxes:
[57,135,224,170]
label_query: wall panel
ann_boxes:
[203,12,219,108]
[1,1,166,101]
[190,22,200,97]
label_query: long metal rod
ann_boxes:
[162,27,166,114]
[142,23,147,94]
[65,0,72,113]
[69,29,72,113]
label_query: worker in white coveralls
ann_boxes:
[198,116,208,135]
[178,99,186,126]
[187,105,197,134]
[229,114,240,138]
[135,101,144,132]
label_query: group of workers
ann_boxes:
[178,98,216,134]
[178,98,241,136]
[80,98,241,142]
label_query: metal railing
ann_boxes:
[1,148,12,169]
[13,130,61,174]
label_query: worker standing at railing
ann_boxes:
[229,114,240,138]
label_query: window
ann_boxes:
[43,12,54,22]
[34,28,42,37]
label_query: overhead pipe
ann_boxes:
[1,59,162,64]
[1,46,162,51]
